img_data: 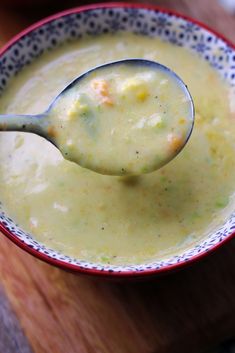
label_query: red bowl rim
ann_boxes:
[0,2,235,279]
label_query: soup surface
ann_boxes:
[50,60,193,175]
[0,32,234,265]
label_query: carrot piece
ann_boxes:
[91,79,114,106]
[47,125,57,138]
[101,96,113,106]
[167,133,183,152]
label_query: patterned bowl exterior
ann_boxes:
[0,3,235,278]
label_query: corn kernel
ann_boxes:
[136,89,149,102]
[121,78,149,101]
[67,109,77,120]
[148,114,164,128]
[75,100,89,113]
[178,117,186,125]
[121,78,141,92]
[67,100,89,120]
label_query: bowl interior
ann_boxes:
[0,5,235,275]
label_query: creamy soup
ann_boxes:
[50,61,193,175]
[0,32,234,265]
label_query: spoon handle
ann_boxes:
[0,113,48,138]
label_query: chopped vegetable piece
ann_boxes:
[167,133,184,152]
[91,79,114,106]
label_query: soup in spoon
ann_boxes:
[0,60,193,176]
[50,60,194,175]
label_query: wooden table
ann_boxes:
[0,1,235,353]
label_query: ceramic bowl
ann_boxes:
[0,3,235,278]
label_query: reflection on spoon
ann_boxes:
[0,59,194,176]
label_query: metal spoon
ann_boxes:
[0,59,194,175]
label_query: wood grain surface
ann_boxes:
[0,1,235,353]
[0,286,33,353]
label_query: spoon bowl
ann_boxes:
[0,59,194,175]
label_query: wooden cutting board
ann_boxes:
[0,1,235,353]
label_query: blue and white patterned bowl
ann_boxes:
[0,3,235,278]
